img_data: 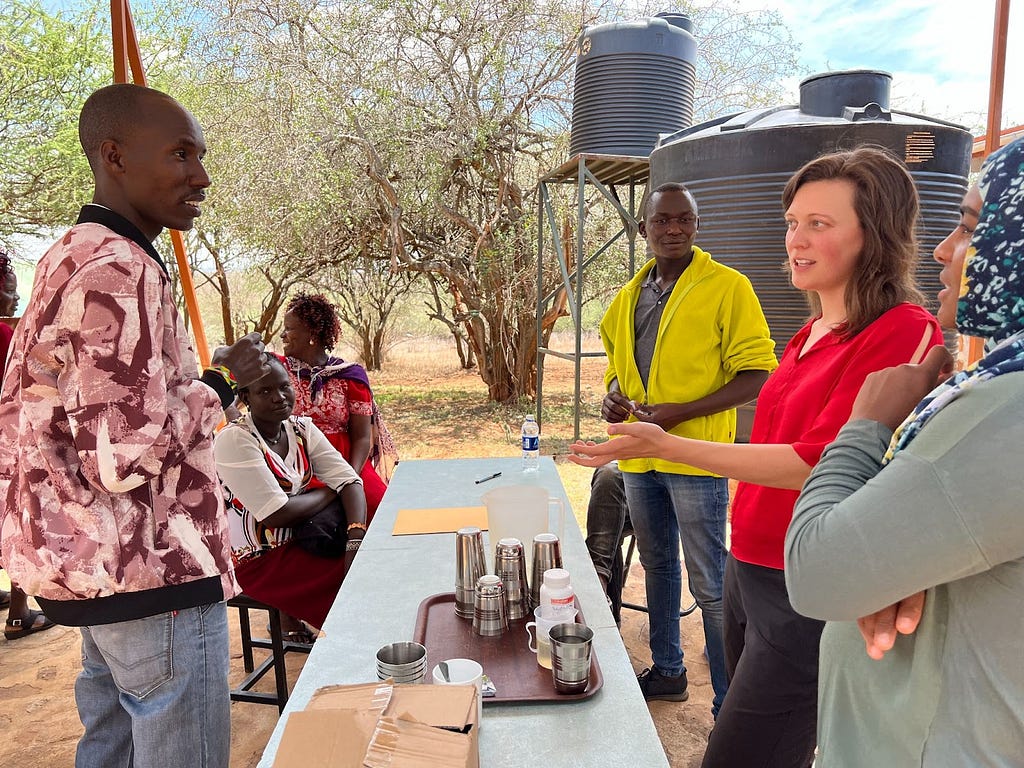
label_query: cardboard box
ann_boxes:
[271,681,479,768]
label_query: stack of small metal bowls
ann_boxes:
[375,641,427,684]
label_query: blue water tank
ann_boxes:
[570,14,697,158]
[650,70,973,348]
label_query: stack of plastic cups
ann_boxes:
[455,526,487,619]
[530,533,563,607]
[494,537,532,620]
[472,574,510,637]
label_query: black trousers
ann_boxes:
[701,555,824,768]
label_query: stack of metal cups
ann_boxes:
[530,532,563,607]
[473,574,510,636]
[494,537,532,620]
[455,526,487,619]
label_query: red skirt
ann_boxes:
[234,541,348,629]
[323,431,387,518]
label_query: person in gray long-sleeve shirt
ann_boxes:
[786,138,1024,766]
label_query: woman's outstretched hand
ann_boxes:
[568,422,669,467]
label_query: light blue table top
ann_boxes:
[256,456,669,767]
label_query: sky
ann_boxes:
[734,0,1023,133]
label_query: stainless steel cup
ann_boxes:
[472,574,509,637]
[455,526,487,619]
[495,537,532,620]
[530,533,563,606]
[375,641,428,684]
[549,622,593,694]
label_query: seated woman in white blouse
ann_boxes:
[214,356,368,637]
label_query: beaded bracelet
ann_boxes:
[345,539,362,552]
[206,365,237,391]
[346,522,368,532]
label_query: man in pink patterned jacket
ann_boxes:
[0,83,268,768]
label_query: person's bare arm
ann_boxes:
[261,486,338,528]
[570,422,813,490]
[347,412,373,474]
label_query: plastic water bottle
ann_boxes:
[521,415,540,472]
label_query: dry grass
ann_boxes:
[368,331,612,522]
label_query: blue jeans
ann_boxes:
[622,470,728,714]
[585,463,630,623]
[75,602,231,768]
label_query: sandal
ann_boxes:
[5,608,57,640]
[282,629,316,645]
[266,623,316,645]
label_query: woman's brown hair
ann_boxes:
[782,145,925,338]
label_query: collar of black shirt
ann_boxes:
[76,204,169,277]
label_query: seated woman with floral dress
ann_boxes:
[213,356,368,635]
[279,293,396,516]
[0,249,56,639]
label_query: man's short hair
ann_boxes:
[642,182,698,220]
[78,83,176,170]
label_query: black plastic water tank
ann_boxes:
[570,14,697,158]
[649,69,973,348]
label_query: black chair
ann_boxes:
[227,593,312,712]
[620,531,698,618]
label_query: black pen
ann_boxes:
[475,471,502,484]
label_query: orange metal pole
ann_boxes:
[109,0,212,366]
[959,0,1013,367]
[123,5,148,85]
[984,0,1011,156]
[169,231,211,365]
[111,0,128,82]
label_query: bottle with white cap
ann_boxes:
[538,568,575,620]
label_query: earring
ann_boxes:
[309,340,315,345]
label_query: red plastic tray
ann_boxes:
[412,592,603,704]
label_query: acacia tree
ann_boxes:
[169,52,371,345]
[327,252,419,370]
[218,0,591,401]
[212,0,799,401]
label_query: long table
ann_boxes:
[256,456,669,767]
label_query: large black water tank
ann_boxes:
[570,14,697,158]
[650,69,973,348]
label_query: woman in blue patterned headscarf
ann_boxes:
[785,136,1024,767]
[885,137,1024,456]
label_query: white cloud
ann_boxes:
[728,0,1022,129]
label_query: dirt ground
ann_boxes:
[0,559,712,767]
[0,337,714,766]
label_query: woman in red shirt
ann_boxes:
[278,293,395,518]
[572,147,944,768]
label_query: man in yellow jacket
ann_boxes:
[600,182,777,715]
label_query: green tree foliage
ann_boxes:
[0,1,107,246]
[3,0,799,394]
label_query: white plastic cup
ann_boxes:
[432,658,484,725]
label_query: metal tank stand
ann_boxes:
[535,153,649,441]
